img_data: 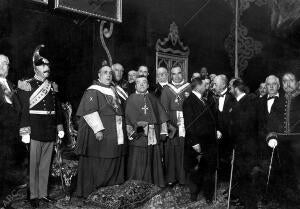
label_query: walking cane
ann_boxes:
[227,149,235,209]
[265,147,275,193]
[214,144,219,202]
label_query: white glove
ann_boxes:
[268,139,278,148]
[192,144,201,153]
[58,131,65,139]
[21,135,30,144]
[217,130,222,140]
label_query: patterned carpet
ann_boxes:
[2,180,300,209]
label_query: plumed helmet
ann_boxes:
[33,44,50,68]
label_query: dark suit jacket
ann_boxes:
[216,91,236,139]
[0,80,21,127]
[256,94,283,159]
[183,93,217,170]
[0,80,21,147]
[230,94,258,154]
[154,83,164,98]
[257,94,282,140]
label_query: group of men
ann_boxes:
[1,45,300,209]
[75,59,300,208]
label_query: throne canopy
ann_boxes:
[156,22,190,82]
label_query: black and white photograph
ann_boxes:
[0,0,300,209]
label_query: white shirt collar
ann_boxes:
[136,90,149,95]
[159,82,168,87]
[236,93,246,102]
[0,77,7,82]
[172,80,185,86]
[192,90,202,100]
[220,88,228,96]
[267,93,279,98]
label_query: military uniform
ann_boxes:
[267,90,300,195]
[19,76,63,200]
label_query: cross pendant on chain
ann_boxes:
[142,103,149,115]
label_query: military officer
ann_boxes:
[18,45,64,208]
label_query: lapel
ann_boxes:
[191,92,205,110]
[261,95,269,115]
[222,92,229,110]
[7,80,14,92]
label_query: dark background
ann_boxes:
[1,0,300,109]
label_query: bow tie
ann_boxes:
[267,96,278,100]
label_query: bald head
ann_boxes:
[111,63,124,81]
[212,74,228,95]
[156,67,168,83]
[0,55,9,78]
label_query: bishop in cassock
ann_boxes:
[125,76,168,187]
[75,65,126,198]
[160,66,191,185]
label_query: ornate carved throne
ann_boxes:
[156,22,190,82]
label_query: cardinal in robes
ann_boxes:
[160,66,191,185]
[75,65,126,198]
[125,76,168,187]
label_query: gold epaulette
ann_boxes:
[18,79,32,91]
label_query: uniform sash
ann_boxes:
[115,85,128,101]
[29,80,51,109]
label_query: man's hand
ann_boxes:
[160,134,168,141]
[95,131,104,141]
[22,135,30,144]
[268,139,278,148]
[58,131,65,139]
[192,144,201,153]
[217,130,222,140]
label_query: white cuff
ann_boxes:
[83,112,105,134]
[160,122,168,135]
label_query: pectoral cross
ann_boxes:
[175,95,181,104]
[142,104,149,115]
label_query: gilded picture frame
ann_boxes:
[54,0,122,23]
